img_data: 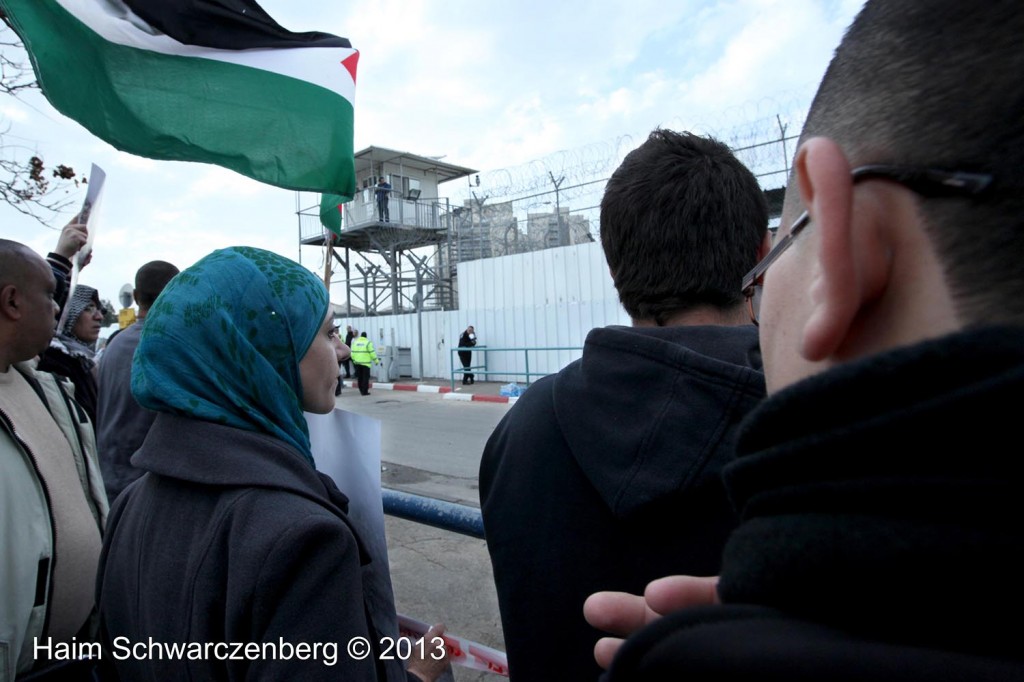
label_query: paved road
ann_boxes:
[334,388,512,506]
[331,389,513,681]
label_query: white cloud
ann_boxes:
[112,153,160,172]
[0,103,29,123]
[183,166,271,200]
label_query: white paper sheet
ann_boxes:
[306,408,408,682]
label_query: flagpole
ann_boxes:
[324,232,333,290]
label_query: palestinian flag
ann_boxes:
[0,0,359,198]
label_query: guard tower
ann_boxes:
[298,146,477,315]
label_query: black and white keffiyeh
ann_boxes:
[52,284,102,362]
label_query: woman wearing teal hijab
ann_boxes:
[95,247,446,682]
[131,245,334,463]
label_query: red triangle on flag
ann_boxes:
[342,51,360,83]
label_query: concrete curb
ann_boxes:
[442,392,518,405]
[340,380,518,405]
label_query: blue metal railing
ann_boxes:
[382,489,484,539]
[450,345,584,391]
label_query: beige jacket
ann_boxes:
[0,363,107,680]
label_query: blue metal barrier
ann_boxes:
[450,345,584,391]
[382,488,484,539]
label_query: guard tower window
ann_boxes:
[389,174,422,201]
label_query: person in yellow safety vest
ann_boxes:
[349,331,378,396]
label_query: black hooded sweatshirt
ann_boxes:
[480,324,765,681]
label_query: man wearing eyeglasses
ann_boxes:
[480,128,769,681]
[585,1,1024,679]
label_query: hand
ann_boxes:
[406,623,448,682]
[54,213,88,260]
[77,247,93,271]
[584,575,719,670]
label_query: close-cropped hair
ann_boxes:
[803,0,1024,324]
[0,239,36,288]
[134,260,180,308]
[600,128,767,324]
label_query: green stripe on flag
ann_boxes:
[320,194,347,236]
[3,0,355,197]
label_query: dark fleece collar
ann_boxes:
[720,325,1024,659]
[133,412,359,527]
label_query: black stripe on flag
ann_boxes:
[121,0,352,50]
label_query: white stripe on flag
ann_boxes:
[55,0,356,101]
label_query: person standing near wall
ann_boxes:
[343,324,355,378]
[350,331,378,396]
[376,176,391,222]
[458,325,477,385]
[334,325,350,397]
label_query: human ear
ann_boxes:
[0,284,21,321]
[757,231,772,262]
[796,138,891,361]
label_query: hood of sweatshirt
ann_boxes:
[553,324,765,517]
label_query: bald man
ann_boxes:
[0,239,107,678]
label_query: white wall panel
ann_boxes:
[563,248,583,304]
[336,242,629,383]
[551,250,568,305]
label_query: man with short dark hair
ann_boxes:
[1,238,107,678]
[480,129,769,681]
[96,260,179,501]
[590,3,1024,679]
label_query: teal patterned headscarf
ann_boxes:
[132,246,329,464]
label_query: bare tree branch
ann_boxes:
[0,20,82,224]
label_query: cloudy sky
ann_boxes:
[1,0,864,309]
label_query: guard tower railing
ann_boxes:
[299,195,454,243]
